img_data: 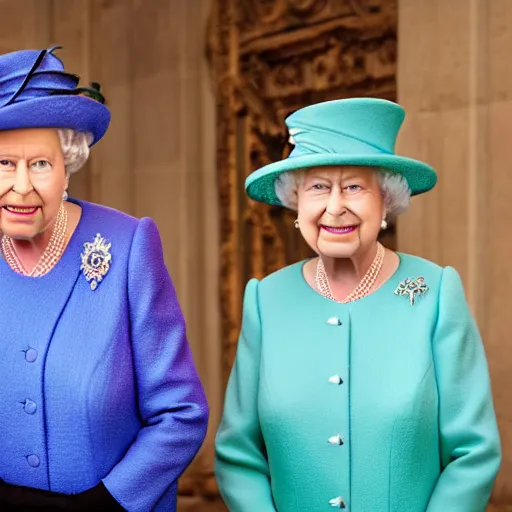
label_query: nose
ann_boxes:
[12,161,34,196]
[326,186,346,216]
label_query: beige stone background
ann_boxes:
[398,1,511,508]
[0,0,510,510]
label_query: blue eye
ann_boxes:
[31,160,51,171]
[311,183,328,190]
[345,184,362,192]
[0,160,14,171]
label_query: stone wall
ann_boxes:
[397,0,512,508]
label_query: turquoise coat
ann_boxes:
[215,254,501,511]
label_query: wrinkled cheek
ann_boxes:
[299,225,320,253]
[0,180,13,198]
[359,222,380,245]
[37,207,58,230]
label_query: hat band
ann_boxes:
[0,71,80,106]
[288,131,394,159]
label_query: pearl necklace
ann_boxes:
[315,243,385,303]
[1,204,68,277]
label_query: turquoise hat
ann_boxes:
[245,98,437,206]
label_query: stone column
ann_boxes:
[397,0,511,507]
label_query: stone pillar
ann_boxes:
[397,0,511,508]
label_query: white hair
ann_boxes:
[57,129,93,177]
[274,167,411,217]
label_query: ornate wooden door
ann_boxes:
[207,0,398,379]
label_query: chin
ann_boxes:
[0,227,37,241]
[316,240,360,259]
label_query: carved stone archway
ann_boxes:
[207,0,398,378]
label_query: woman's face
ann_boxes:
[296,165,385,259]
[0,128,66,240]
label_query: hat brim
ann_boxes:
[0,95,111,146]
[245,153,437,206]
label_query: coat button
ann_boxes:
[24,348,38,363]
[328,375,343,385]
[27,455,40,468]
[23,399,37,415]
[327,317,342,326]
[329,496,346,508]
[328,434,344,446]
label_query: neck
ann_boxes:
[10,225,55,273]
[322,242,379,282]
[321,242,380,299]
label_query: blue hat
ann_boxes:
[0,46,110,146]
[245,98,437,206]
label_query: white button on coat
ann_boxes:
[327,317,342,326]
[329,496,346,508]
[328,375,343,385]
[328,434,343,445]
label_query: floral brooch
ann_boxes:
[80,233,112,290]
[394,277,428,306]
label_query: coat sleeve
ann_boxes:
[102,217,209,511]
[426,266,501,511]
[215,278,277,511]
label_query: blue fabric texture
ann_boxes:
[215,254,501,512]
[0,199,209,512]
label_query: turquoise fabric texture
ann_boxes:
[215,254,501,512]
[245,98,437,206]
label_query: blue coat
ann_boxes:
[215,254,501,511]
[0,199,209,511]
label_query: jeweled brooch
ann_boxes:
[80,233,112,290]
[394,277,429,306]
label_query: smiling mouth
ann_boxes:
[3,205,40,215]
[321,224,359,234]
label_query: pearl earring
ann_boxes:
[294,219,299,228]
[63,190,68,201]
[381,219,388,230]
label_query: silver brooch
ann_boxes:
[80,233,112,290]
[394,277,428,306]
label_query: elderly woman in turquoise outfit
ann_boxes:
[0,47,208,511]
[215,98,501,511]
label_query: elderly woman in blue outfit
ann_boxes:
[0,47,208,511]
[215,98,501,511]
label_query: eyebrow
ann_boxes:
[305,172,331,180]
[341,173,365,181]
[306,172,366,181]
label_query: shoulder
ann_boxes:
[398,253,468,309]
[259,261,305,292]
[77,200,161,244]
[244,262,310,311]
[397,252,443,276]
[398,252,464,284]
[77,200,138,233]
[396,252,444,292]
[240,263,305,331]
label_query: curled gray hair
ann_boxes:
[274,168,411,217]
[57,129,93,177]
